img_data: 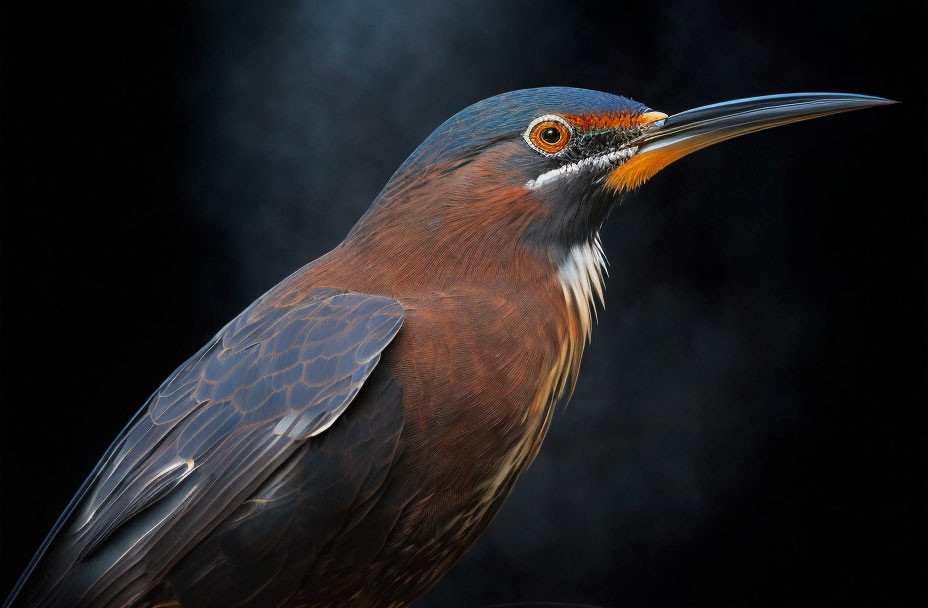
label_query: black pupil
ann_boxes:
[540,127,561,144]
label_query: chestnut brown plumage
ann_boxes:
[5,88,893,608]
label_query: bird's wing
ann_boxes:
[8,287,404,608]
[164,363,409,607]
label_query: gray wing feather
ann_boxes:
[8,288,404,608]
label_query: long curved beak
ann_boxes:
[606,93,896,192]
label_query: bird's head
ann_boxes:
[345,87,891,288]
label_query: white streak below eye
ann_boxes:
[525,147,638,190]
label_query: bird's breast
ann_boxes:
[378,278,587,550]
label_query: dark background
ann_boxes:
[1,1,925,606]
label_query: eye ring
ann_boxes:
[524,114,573,155]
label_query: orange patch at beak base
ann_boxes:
[605,140,694,193]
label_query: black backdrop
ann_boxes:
[1,1,925,606]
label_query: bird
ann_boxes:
[4,88,892,608]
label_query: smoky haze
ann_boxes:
[0,0,924,606]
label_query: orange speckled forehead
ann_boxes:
[562,110,667,131]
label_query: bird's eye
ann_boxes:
[540,127,562,144]
[524,115,572,155]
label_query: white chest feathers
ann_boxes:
[556,235,607,343]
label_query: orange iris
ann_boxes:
[528,120,571,154]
